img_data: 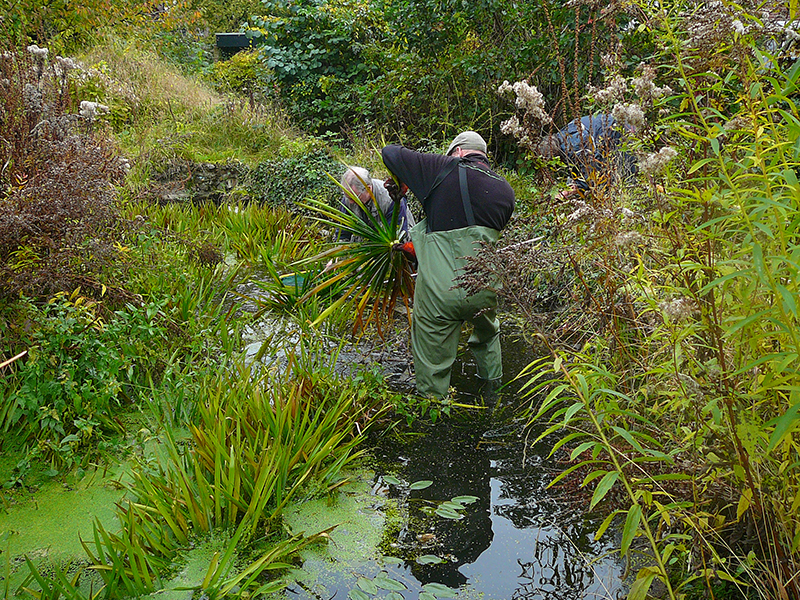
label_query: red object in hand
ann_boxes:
[393,241,416,258]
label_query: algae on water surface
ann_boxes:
[273,470,397,598]
[0,467,127,592]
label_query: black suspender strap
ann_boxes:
[458,162,475,227]
[422,157,483,232]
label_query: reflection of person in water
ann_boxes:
[381,419,493,589]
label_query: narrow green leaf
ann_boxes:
[621,505,642,556]
[383,475,402,486]
[777,284,798,317]
[570,441,597,461]
[752,243,766,283]
[590,471,619,510]
[594,509,623,541]
[767,400,800,451]
[627,567,659,600]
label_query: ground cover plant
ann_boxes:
[0,31,410,600]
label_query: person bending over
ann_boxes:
[338,166,415,241]
[382,131,515,398]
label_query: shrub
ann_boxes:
[246,148,341,210]
[247,0,381,131]
[0,46,130,302]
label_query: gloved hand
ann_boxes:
[391,241,416,259]
[384,178,408,203]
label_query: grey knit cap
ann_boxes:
[446,131,487,156]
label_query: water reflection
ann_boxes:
[278,328,625,599]
[373,414,624,600]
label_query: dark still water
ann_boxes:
[283,329,626,600]
[368,416,626,600]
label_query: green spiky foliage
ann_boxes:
[295,174,415,338]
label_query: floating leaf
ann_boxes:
[386,593,405,600]
[422,582,457,597]
[409,480,433,490]
[438,501,464,512]
[383,475,402,486]
[374,575,406,591]
[451,495,479,505]
[348,589,370,600]
[416,555,445,565]
[357,577,378,594]
[381,557,404,567]
[435,506,464,520]
[419,594,436,600]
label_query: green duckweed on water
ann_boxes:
[0,466,128,592]
[272,469,395,598]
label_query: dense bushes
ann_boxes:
[242,0,636,146]
[474,2,800,597]
[246,148,342,209]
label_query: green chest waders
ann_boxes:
[410,161,503,397]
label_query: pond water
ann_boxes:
[279,329,627,600]
[0,312,627,600]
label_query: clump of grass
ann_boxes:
[78,34,304,167]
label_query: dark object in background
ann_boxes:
[215,33,253,59]
[540,114,637,194]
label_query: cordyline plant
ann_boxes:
[292,170,415,338]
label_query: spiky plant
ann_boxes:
[295,172,415,337]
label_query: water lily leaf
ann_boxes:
[383,475,402,486]
[435,506,463,520]
[348,589,370,600]
[451,495,478,505]
[374,575,406,591]
[385,593,405,600]
[439,501,464,512]
[416,555,444,565]
[357,577,378,594]
[381,557,404,567]
[409,480,433,490]
[419,594,436,600]
[422,582,457,597]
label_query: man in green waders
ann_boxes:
[382,132,515,398]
